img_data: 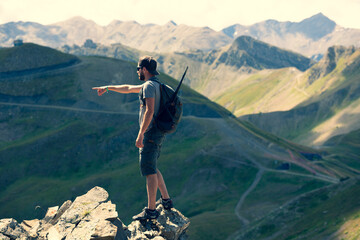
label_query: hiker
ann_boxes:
[92,56,173,221]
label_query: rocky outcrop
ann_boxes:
[0,187,189,240]
[206,36,313,71]
[307,45,356,83]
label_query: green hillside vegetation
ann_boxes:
[214,68,304,116]
[323,129,360,173]
[62,42,142,63]
[0,43,79,73]
[232,177,360,240]
[241,46,360,146]
[1,44,359,240]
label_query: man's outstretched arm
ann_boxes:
[92,84,143,96]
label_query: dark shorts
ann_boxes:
[139,127,165,176]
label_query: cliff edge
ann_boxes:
[0,187,190,240]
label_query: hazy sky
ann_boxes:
[0,0,359,30]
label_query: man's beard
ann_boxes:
[139,72,145,81]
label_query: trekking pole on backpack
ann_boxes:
[170,66,188,103]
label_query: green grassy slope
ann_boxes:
[232,177,360,240]
[0,43,79,73]
[214,68,304,116]
[241,47,360,146]
[0,44,358,240]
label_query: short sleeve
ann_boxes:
[143,82,156,99]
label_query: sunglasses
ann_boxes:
[137,66,143,71]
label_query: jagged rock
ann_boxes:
[20,219,40,238]
[61,186,109,225]
[46,226,62,240]
[49,186,122,240]
[50,200,72,225]
[43,206,59,223]
[64,201,120,239]
[0,218,30,240]
[126,205,190,240]
[0,186,190,240]
[0,233,10,240]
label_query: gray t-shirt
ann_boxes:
[139,77,161,129]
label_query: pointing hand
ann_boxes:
[92,87,107,96]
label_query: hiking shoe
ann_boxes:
[160,197,173,210]
[132,208,159,221]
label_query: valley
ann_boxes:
[62,35,360,148]
[0,19,360,239]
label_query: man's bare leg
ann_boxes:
[146,173,158,210]
[156,169,170,199]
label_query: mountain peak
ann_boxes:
[310,12,328,20]
[52,16,97,26]
[303,12,336,26]
[224,35,313,71]
[290,13,336,40]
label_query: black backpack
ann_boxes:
[153,67,188,134]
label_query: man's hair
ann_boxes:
[138,56,159,75]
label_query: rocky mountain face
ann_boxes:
[307,45,356,82]
[1,13,359,57]
[0,187,190,240]
[208,36,313,71]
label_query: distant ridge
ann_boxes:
[1,13,360,56]
[221,12,360,57]
[223,13,336,41]
[0,17,232,53]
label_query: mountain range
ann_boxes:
[1,10,360,240]
[60,33,360,148]
[222,13,360,57]
[1,13,360,57]
[61,34,314,97]
[1,43,359,240]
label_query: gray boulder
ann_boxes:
[0,218,30,240]
[126,205,190,240]
[0,186,189,240]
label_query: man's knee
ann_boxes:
[146,173,158,183]
[146,173,157,179]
